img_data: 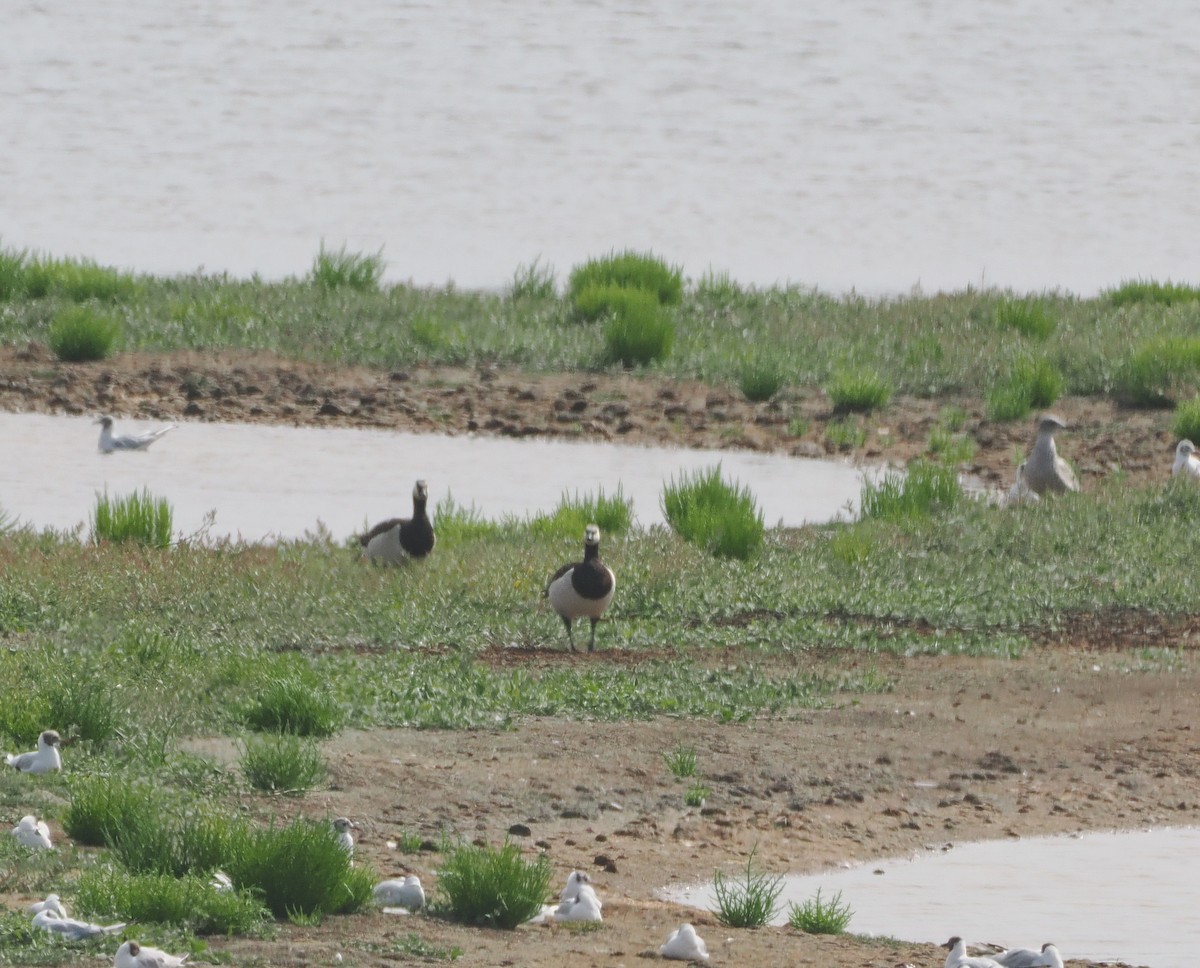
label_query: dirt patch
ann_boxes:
[0,343,1180,493]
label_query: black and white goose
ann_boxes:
[545,524,616,652]
[358,480,435,564]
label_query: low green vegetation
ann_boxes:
[787,888,853,934]
[1118,337,1200,406]
[663,743,698,779]
[995,298,1056,339]
[1107,278,1200,307]
[859,460,963,521]
[48,305,120,362]
[508,259,557,301]
[711,850,783,928]
[986,356,1063,421]
[738,354,787,402]
[310,242,385,292]
[661,465,764,560]
[1172,396,1200,443]
[240,732,326,793]
[241,673,345,736]
[435,839,552,929]
[91,488,173,548]
[826,369,891,413]
[684,782,710,806]
[602,290,675,367]
[528,486,633,539]
[567,250,683,309]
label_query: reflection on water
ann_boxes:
[664,827,1200,968]
[0,413,866,541]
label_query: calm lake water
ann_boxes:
[3,1,1197,293]
[664,827,1200,968]
[0,412,865,541]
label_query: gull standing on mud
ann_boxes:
[359,480,435,563]
[1021,414,1080,495]
[114,940,190,968]
[96,415,176,453]
[11,815,53,850]
[545,524,616,652]
[332,817,359,854]
[5,729,62,773]
[1172,440,1200,478]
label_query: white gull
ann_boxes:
[97,415,176,454]
[5,729,63,773]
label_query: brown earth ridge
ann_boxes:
[2,344,1193,968]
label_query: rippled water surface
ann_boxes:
[664,827,1200,968]
[3,1,1197,292]
[0,413,864,540]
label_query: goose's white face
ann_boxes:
[584,524,601,545]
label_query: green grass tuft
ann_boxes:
[738,355,787,402]
[995,298,1056,339]
[661,466,764,560]
[64,774,159,847]
[529,487,633,539]
[711,849,783,928]
[986,357,1063,421]
[310,243,385,292]
[47,306,121,362]
[603,291,675,367]
[1172,396,1200,444]
[75,865,271,935]
[859,460,963,521]
[1118,337,1200,406]
[684,783,710,806]
[1107,278,1200,307]
[91,488,173,548]
[826,370,891,413]
[787,887,853,934]
[240,733,326,794]
[242,674,345,737]
[663,743,698,779]
[567,250,682,309]
[435,839,552,929]
[508,259,557,300]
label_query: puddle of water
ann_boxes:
[663,827,1200,968]
[0,413,867,542]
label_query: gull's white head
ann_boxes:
[332,817,357,833]
[584,524,601,547]
[1177,439,1196,458]
[95,416,114,429]
[39,730,61,750]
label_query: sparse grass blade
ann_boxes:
[787,887,853,934]
[711,849,783,928]
[663,743,698,779]
[435,839,552,929]
[48,305,121,361]
[91,488,173,548]
[508,259,557,300]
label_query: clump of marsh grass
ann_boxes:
[567,250,682,310]
[27,256,140,302]
[75,866,270,935]
[0,246,28,300]
[695,268,743,302]
[824,417,866,450]
[1172,396,1200,443]
[91,488,173,548]
[508,259,557,300]
[787,888,853,934]
[684,783,710,807]
[433,494,507,546]
[227,818,375,917]
[528,486,633,539]
[826,369,891,414]
[603,291,675,367]
[663,743,698,779]
[64,774,159,847]
[1117,337,1200,406]
[859,460,963,521]
[48,305,121,361]
[985,357,1063,421]
[926,425,976,465]
[108,807,240,878]
[240,733,326,794]
[42,670,121,743]
[241,674,345,737]
[310,242,385,292]
[995,298,1056,339]
[435,839,552,929]
[711,849,783,928]
[1107,278,1200,307]
[661,466,764,560]
[738,355,787,402]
